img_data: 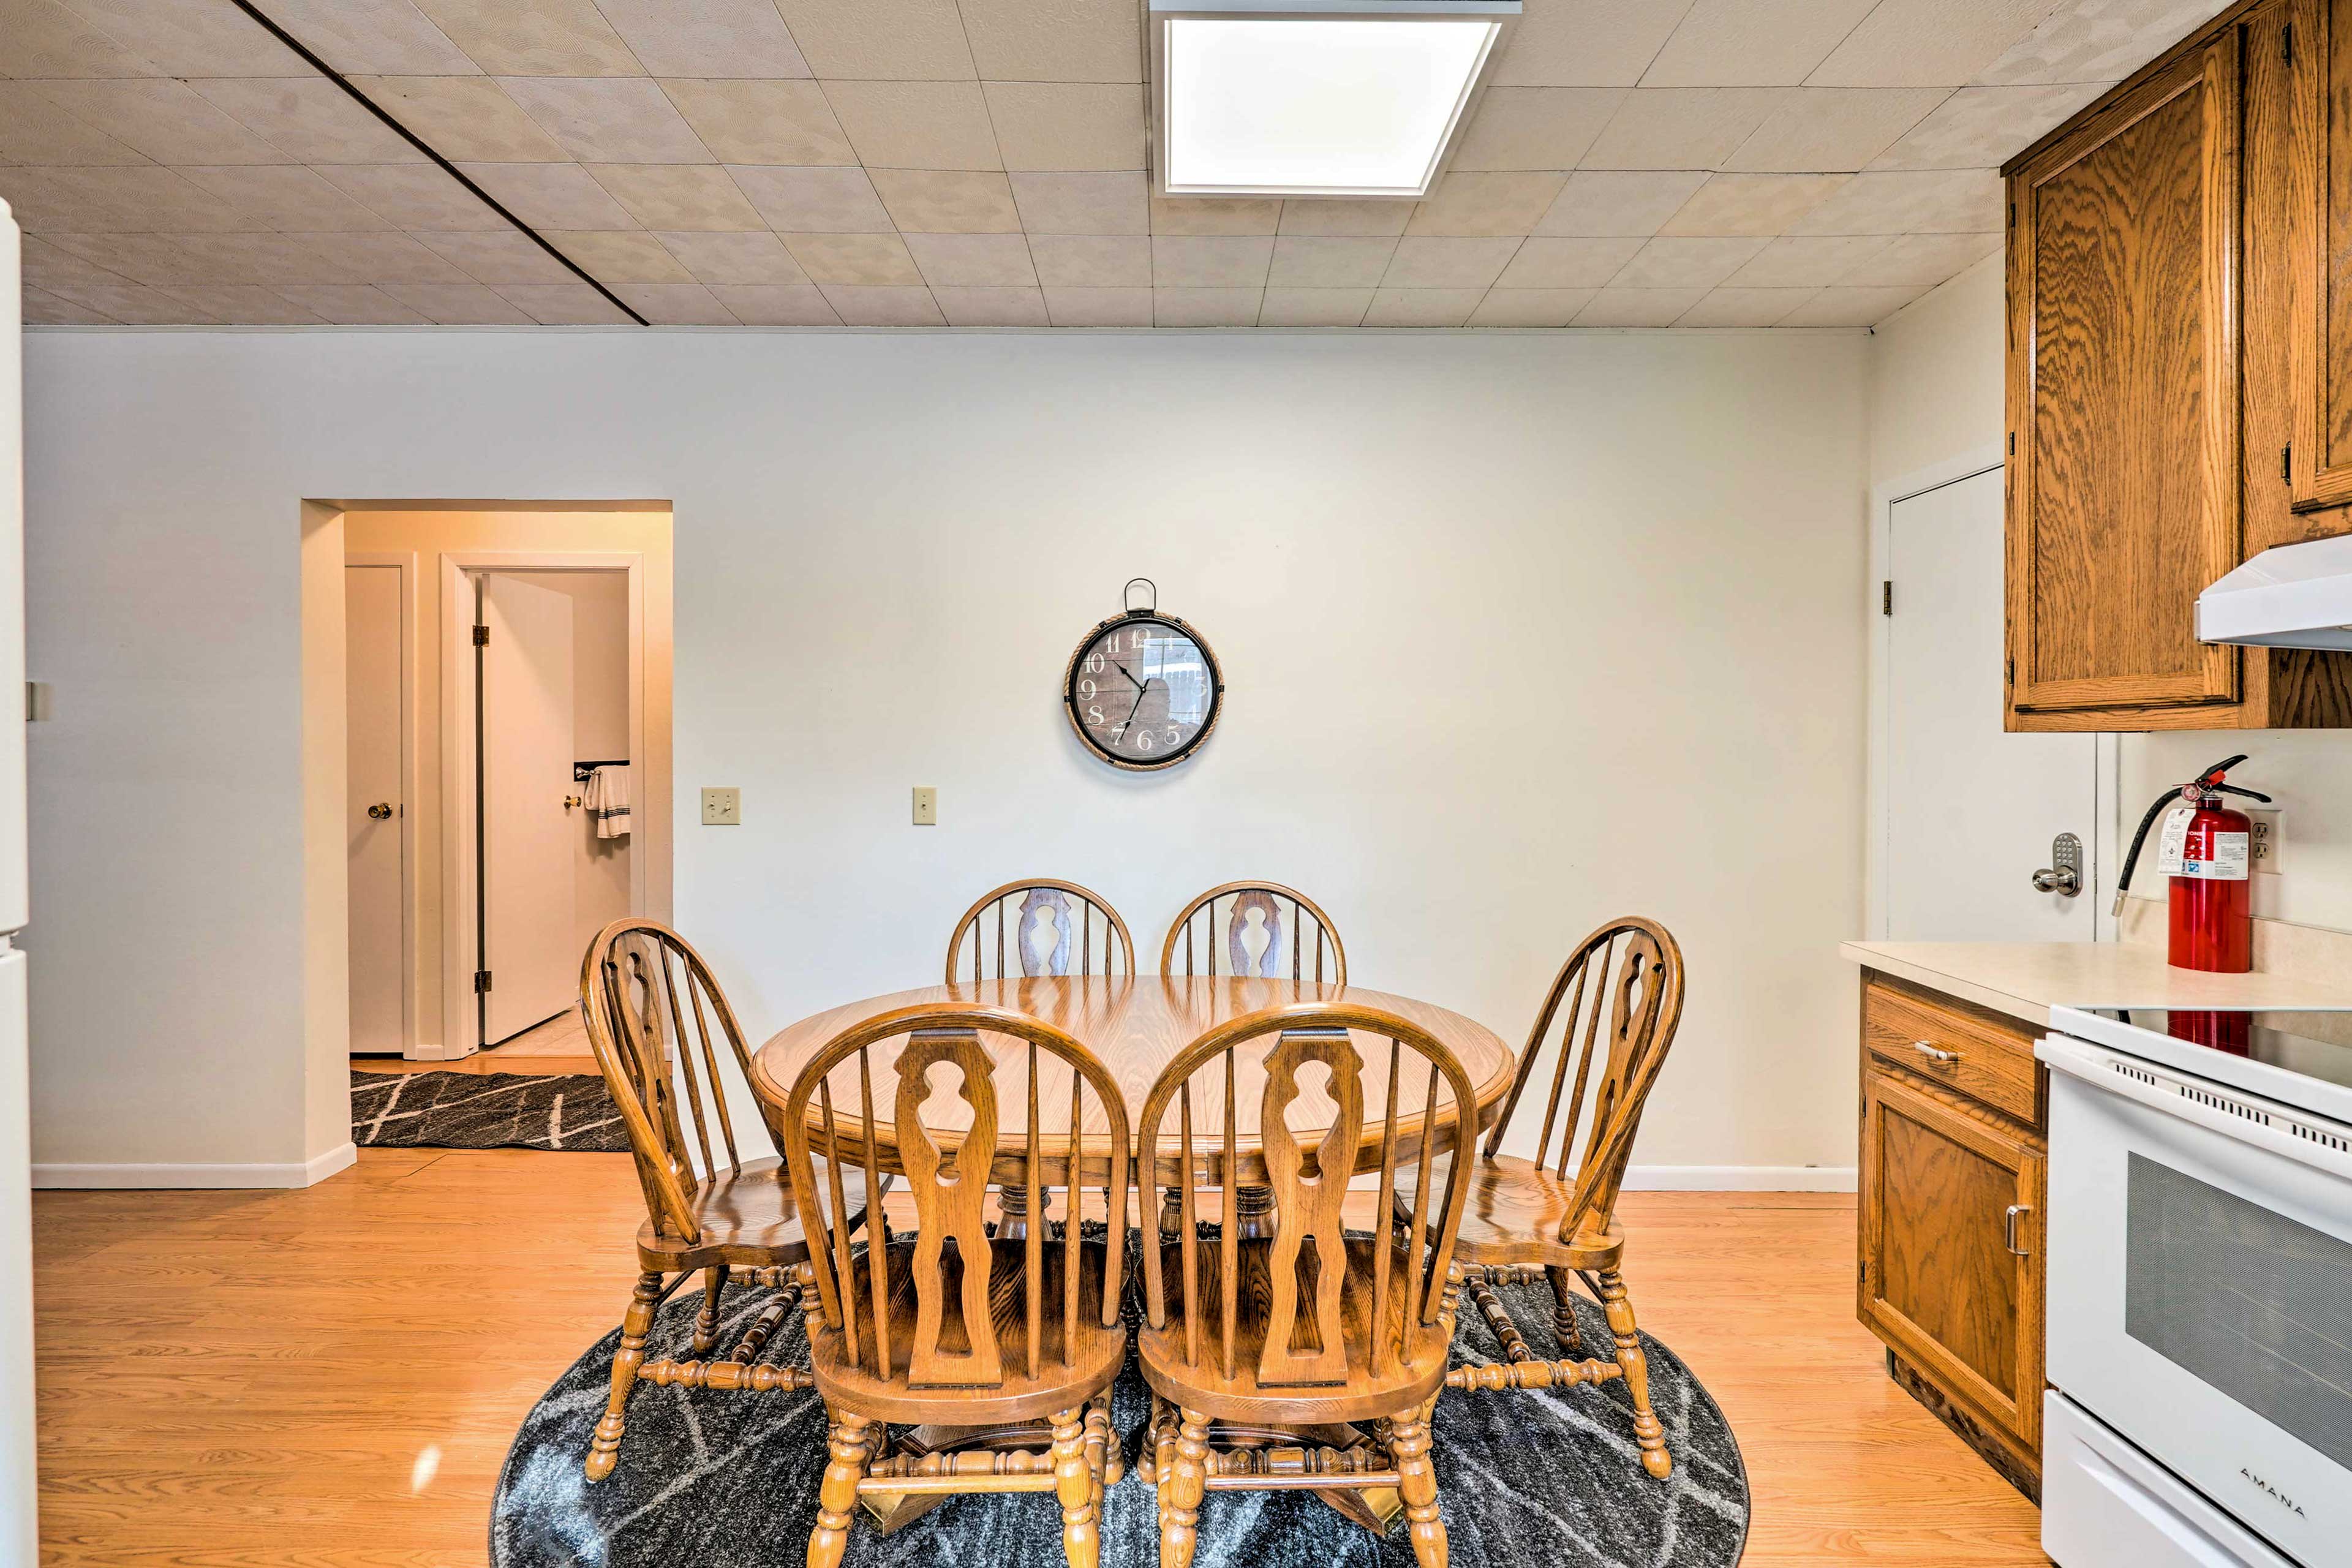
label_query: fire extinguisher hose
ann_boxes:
[2109,753,2272,916]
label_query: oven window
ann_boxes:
[2126,1153,2352,1470]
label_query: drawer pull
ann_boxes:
[1911,1040,1961,1065]
[2005,1204,2033,1257]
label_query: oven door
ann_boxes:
[2041,1033,2352,1568]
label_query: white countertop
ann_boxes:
[1839,940,2352,1027]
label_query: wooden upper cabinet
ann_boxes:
[2291,0,2352,511]
[2007,35,2243,726]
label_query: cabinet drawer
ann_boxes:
[1864,979,2040,1126]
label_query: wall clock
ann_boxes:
[1063,579,1223,771]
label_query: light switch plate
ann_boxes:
[912,786,937,826]
[2247,809,2283,874]
[701,787,741,826]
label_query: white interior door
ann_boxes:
[480,575,575,1045]
[1887,467,2099,941]
[345,565,405,1054]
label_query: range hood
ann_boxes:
[2196,533,2352,650]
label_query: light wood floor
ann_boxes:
[32,1158,2049,1566]
[353,1009,598,1077]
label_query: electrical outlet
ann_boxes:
[912,786,937,826]
[701,787,741,826]
[2247,809,2283,875]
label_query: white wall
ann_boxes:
[24,328,1870,1183]
[1867,255,2003,494]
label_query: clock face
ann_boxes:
[1064,613,1221,769]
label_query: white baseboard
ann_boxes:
[1622,1164,1857,1192]
[34,1140,358,1191]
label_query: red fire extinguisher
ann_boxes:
[2113,754,2271,973]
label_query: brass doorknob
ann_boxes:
[367,802,394,820]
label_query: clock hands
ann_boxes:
[1112,659,1144,693]
[1119,679,1152,741]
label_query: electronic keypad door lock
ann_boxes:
[2032,832,2084,897]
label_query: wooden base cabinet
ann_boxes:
[1856,976,2047,1497]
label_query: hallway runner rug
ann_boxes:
[350,1070,629,1152]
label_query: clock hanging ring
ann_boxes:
[1063,578,1224,771]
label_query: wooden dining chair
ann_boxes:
[944,880,1134,982]
[1159,881,1347,986]
[782,1003,1132,1568]
[578,919,873,1483]
[1133,1004,1476,1568]
[1409,916,1686,1480]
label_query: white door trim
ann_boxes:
[438,550,646,1058]
[344,551,419,1058]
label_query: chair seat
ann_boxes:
[634,1158,869,1272]
[1137,1235,1452,1425]
[808,1235,1128,1426]
[1395,1155,1623,1270]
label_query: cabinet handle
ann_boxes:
[1912,1040,1961,1065]
[2005,1204,2032,1257]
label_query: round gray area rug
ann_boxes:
[492,1267,1747,1567]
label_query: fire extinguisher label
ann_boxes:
[2155,811,2252,880]
[2156,807,2192,875]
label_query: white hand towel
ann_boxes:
[587,764,631,840]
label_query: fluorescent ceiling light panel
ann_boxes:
[1153,2,1518,199]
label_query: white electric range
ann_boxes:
[2038,1005,2352,1568]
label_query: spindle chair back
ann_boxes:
[1158,881,1347,986]
[945,880,1134,982]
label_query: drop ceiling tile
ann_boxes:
[189,78,424,165]
[1491,0,1697,86]
[957,0,1139,83]
[1611,235,1766,287]
[0,165,247,230]
[1869,82,2108,169]
[1808,0,2070,87]
[1582,88,1788,168]
[1531,170,1709,236]
[319,164,508,228]
[377,279,534,320]
[1834,228,2000,285]
[1642,0,1880,86]
[593,0,810,77]
[590,162,764,228]
[1659,172,1849,235]
[494,281,632,321]
[1777,282,1926,324]
[933,284,1049,325]
[1154,286,1259,326]
[819,282,946,324]
[1276,199,1414,236]
[825,80,1000,171]
[119,230,350,283]
[35,231,206,283]
[264,1,476,75]
[1044,285,1151,325]
[155,283,326,322]
[1675,285,1816,325]
[459,160,636,228]
[1150,196,1279,235]
[40,78,288,164]
[771,0,974,79]
[0,81,144,163]
[1258,287,1373,326]
[545,227,693,280]
[785,230,922,284]
[1152,234,1273,286]
[1,0,162,77]
[20,233,129,288]
[1014,172,1147,233]
[612,281,737,322]
[1466,287,1596,326]
[1268,236,1397,288]
[1980,0,2228,86]
[1575,286,1708,325]
[62,0,304,75]
[1382,235,1521,288]
[708,283,840,324]
[500,77,710,163]
[1787,167,2000,233]
[1365,288,1484,326]
[21,286,115,323]
[1404,172,1564,236]
[984,83,1143,173]
[1450,88,1624,171]
[353,77,568,161]
[413,227,579,282]
[1494,236,1643,288]
[273,282,432,322]
[726,164,890,232]
[654,228,809,285]
[181,165,398,230]
[305,229,475,281]
[1724,87,1947,171]
[870,168,1019,233]
[42,278,217,321]
[407,0,640,76]
[660,79,850,165]
[1723,232,1892,285]
[1027,232,1148,287]
[904,230,1035,285]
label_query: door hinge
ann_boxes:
[473,624,489,646]
[2007,431,2015,455]
[2284,20,2294,63]
[1881,581,1893,616]
[1859,1259,1868,1284]
[473,969,492,994]
[2283,443,2294,483]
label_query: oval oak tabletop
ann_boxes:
[752,976,1515,1184]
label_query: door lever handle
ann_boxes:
[2032,831,2085,896]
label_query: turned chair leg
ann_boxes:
[586,1270,662,1483]
[1392,1403,1447,1568]
[692,1264,728,1355]
[1160,1405,1208,1568]
[1544,1265,1585,1355]
[1596,1269,1672,1479]
[1050,1404,1100,1568]
[809,1412,876,1568]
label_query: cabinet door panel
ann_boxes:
[2291,0,2352,509]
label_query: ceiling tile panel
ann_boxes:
[771,0,974,80]
[1869,81,2107,168]
[1777,282,1926,323]
[20,232,129,287]
[592,0,810,77]
[709,282,841,324]
[1808,0,2070,87]
[1675,284,1814,325]
[1490,0,1697,87]
[1028,232,1150,286]
[1149,195,1278,235]
[1494,236,1644,288]
[304,228,475,281]
[589,162,764,228]
[1,0,163,78]
[408,0,641,77]
[1581,86,1789,168]
[273,281,432,322]
[660,78,851,164]
[262,1,477,76]
[957,0,1140,83]
[1268,235,1398,288]
[21,284,118,321]
[1363,287,1483,326]
[459,159,638,228]
[1467,287,1596,326]
[612,280,737,322]
[820,282,946,324]
[1275,198,1414,236]
[1641,0,1880,87]
[1382,235,1521,288]
[826,79,1000,170]
[1013,171,1147,233]
[1258,286,1373,325]
[182,163,399,229]
[652,228,810,285]
[870,167,1020,232]
[1978,0,2231,85]
[1722,86,1948,171]
[903,230,1036,286]
[1404,171,1564,236]
[1574,286,1708,325]
[157,282,327,321]
[495,281,633,321]
[1151,233,1273,287]
[64,0,303,75]
[1722,232,1893,285]
[1531,170,1710,236]
[499,76,712,163]
[1833,227,2000,285]
[378,279,533,320]
[351,77,569,160]
[4,164,251,230]
[1658,171,1849,235]
[42,277,216,320]
[1611,234,1766,287]
[1043,285,1152,325]
[932,284,1049,325]
[413,226,581,282]
[984,82,1143,172]
[726,164,891,231]
[189,77,425,164]
[545,227,693,280]
[0,80,145,162]
[318,163,509,228]
[1450,87,1624,171]
[1154,286,1260,326]
[1787,167,2000,233]
[43,77,289,163]
[785,231,924,284]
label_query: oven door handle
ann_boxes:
[2038,1033,2352,1185]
